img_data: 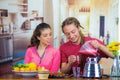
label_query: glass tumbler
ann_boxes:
[72,55,80,78]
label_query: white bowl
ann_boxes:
[38,73,49,79]
[38,70,49,79]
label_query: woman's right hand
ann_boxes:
[68,55,77,65]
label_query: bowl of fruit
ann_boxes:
[12,62,38,77]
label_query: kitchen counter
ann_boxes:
[0,73,119,80]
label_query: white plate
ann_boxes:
[12,70,38,77]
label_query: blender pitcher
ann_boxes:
[83,57,102,78]
[79,41,98,57]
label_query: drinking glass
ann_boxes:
[72,55,80,78]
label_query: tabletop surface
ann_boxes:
[0,73,120,80]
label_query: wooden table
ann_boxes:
[0,73,119,80]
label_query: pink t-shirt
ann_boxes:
[24,45,60,73]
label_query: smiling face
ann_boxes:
[37,28,52,46]
[63,23,81,45]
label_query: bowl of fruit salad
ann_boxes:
[12,62,38,77]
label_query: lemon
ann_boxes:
[20,67,25,72]
[28,62,36,68]
[28,62,37,71]
[14,67,19,71]
[30,67,36,71]
[24,67,30,72]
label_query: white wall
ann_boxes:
[118,0,120,42]
[89,0,119,44]
[0,0,19,12]
[107,0,119,42]
[43,0,61,48]
[52,0,61,48]
[28,0,43,17]
[90,0,109,39]
[43,0,53,27]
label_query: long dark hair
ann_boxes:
[28,23,51,48]
[61,17,85,45]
